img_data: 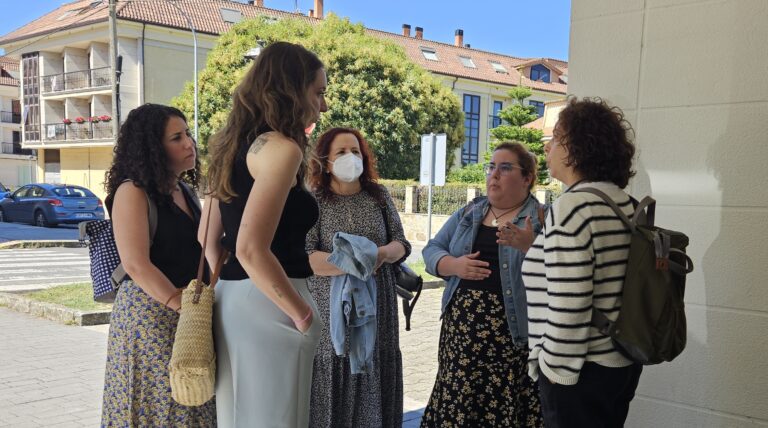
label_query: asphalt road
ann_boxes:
[0,221,79,243]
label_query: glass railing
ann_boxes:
[0,111,21,124]
[41,67,112,94]
[36,120,114,141]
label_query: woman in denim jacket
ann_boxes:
[420,142,545,427]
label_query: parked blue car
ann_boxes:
[0,183,105,227]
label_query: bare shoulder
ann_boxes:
[112,181,149,218]
[247,131,300,158]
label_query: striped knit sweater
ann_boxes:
[523,181,634,385]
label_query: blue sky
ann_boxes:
[1,0,572,60]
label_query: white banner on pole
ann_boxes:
[419,133,447,186]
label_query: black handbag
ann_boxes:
[381,206,423,331]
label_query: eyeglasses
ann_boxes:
[483,162,523,176]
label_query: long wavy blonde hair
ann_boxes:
[207,42,324,202]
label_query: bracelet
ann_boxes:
[164,290,182,309]
[293,307,312,324]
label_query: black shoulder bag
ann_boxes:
[380,205,423,331]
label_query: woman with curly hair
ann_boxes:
[198,42,327,426]
[101,103,216,426]
[523,97,642,427]
[305,127,410,427]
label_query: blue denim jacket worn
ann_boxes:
[327,232,378,374]
[422,194,544,346]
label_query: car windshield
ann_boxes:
[53,186,95,198]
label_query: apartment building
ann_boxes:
[0,0,567,200]
[0,56,34,189]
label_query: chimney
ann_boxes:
[308,9,314,17]
[454,29,463,47]
[402,24,411,37]
[415,26,423,39]
[313,0,323,19]
[256,0,264,6]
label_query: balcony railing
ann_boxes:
[41,67,112,94]
[1,141,34,156]
[38,121,114,142]
[0,111,21,124]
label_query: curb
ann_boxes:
[0,292,110,326]
[0,240,82,249]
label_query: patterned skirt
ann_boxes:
[101,280,216,427]
[420,287,543,428]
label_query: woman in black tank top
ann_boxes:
[201,42,328,427]
[101,104,215,426]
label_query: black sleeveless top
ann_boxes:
[219,132,319,280]
[149,187,207,288]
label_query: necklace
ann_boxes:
[490,198,527,226]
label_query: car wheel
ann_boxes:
[34,210,51,228]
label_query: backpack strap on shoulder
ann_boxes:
[572,187,636,232]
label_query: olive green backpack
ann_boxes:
[575,188,694,365]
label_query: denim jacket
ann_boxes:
[422,194,544,346]
[327,232,378,374]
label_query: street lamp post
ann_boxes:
[166,0,199,143]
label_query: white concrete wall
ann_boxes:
[63,47,88,73]
[569,1,768,426]
[0,155,36,189]
[90,42,109,69]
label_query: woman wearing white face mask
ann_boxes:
[306,127,410,428]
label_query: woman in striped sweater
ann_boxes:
[522,97,643,427]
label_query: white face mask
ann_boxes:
[331,152,364,183]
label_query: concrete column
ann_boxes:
[404,185,416,214]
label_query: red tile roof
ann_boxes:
[0,0,566,94]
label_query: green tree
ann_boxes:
[489,86,548,182]
[172,15,463,180]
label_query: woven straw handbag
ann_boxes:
[169,201,227,407]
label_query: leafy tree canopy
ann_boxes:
[172,14,464,179]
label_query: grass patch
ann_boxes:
[405,259,441,282]
[25,283,111,312]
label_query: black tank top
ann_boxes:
[149,187,207,288]
[219,133,318,280]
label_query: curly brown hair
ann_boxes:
[556,97,636,188]
[207,42,324,202]
[104,104,199,212]
[308,127,384,204]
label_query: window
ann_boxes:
[12,187,30,198]
[220,8,243,24]
[462,94,481,165]
[529,100,545,117]
[491,101,504,128]
[530,64,551,83]
[420,48,439,61]
[459,56,475,68]
[53,186,94,198]
[490,61,507,73]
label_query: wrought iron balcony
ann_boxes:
[41,67,112,94]
[1,141,34,156]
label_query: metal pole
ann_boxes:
[427,133,436,240]
[108,0,118,139]
[166,0,198,143]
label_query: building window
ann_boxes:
[530,64,551,83]
[22,52,40,142]
[462,94,481,165]
[459,56,475,68]
[529,100,545,117]
[420,48,439,61]
[490,61,507,73]
[491,100,503,128]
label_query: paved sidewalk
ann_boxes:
[0,287,444,427]
[0,223,79,244]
